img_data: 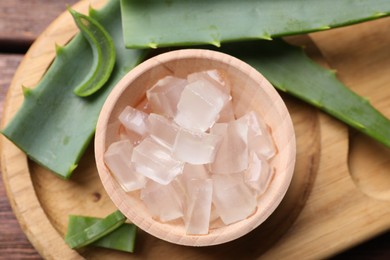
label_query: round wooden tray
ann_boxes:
[1,0,389,259]
[0,0,320,258]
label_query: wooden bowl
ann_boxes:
[95,49,296,246]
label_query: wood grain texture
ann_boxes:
[1,0,321,258]
[0,54,41,260]
[0,0,79,52]
[0,0,389,259]
[311,17,390,202]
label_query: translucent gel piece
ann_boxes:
[174,79,231,131]
[238,111,276,160]
[141,180,184,222]
[187,69,231,94]
[244,152,273,195]
[173,128,222,165]
[118,124,143,146]
[104,140,146,192]
[118,106,149,137]
[131,137,184,185]
[148,113,179,149]
[178,163,210,190]
[209,119,249,174]
[185,179,213,235]
[146,75,187,118]
[187,69,234,123]
[212,173,257,225]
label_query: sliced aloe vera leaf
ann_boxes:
[65,210,127,249]
[93,222,137,253]
[65,214,136,252]
[120,0,390,49]
[68,8,116,97]
[218,40,390,148]
[1,0,148,178]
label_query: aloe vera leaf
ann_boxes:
[65,214,137,252]
[218,40,390,148]
[68,8,116,97]
[93,222,137,253]
[65,210,126,249]
[120,0,390,49]
[1,0,148,178]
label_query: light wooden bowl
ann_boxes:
[95,49,296,246]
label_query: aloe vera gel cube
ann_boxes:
[174,79,231,131]
[244,152,273,195]
[131,137,184,185]
[148,113,180,149]
[187,70,235,123]
[104,140,146,192]
[119,106,149,137]
[146,76,187,118]
[179,163,210,190]
[212,173,257,225]
[239,111,276,159]
[140,180,184,222]
[209,119,249,174]
[173,128,222,165]
[187,69,231,94]
[184,179,213,235]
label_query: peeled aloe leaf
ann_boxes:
[65,210,126,249]
[218,40,390,148]
[1,0,148,178]
[68,8,116,97]
[120,0,390,48]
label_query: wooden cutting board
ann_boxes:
[1,0,389,259]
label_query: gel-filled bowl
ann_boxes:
[95,49,296,246]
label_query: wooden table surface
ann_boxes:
[0,1,389,259]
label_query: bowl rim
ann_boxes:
[95,48,296,246]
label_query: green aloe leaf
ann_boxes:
[1,0,148,178]
[92,222,137,253]
[65,213,136,252]
[218,40,390,148]
[120,0,390,48]
[3,0,389,182]
[68,8,116,97]
[65,210,127,249]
